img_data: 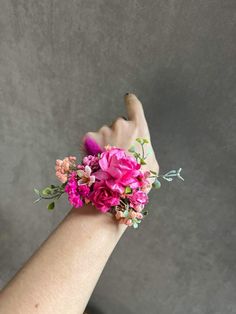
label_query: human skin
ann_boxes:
[0,93,159,314]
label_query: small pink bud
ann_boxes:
[115,211,124,219]
[125,219,133,226]
[129,211,137,219]
[136,212,143,219]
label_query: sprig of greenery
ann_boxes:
[34,183,66,210]
[128,138,184,190]
[128,137,150,165]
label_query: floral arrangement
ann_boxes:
[34,138,184,228]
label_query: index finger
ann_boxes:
[124,93,147,123]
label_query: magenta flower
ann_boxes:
[77,184,90,197]
[82,155,100,171]
[128,190,149,210]
[64,172,84,208]
[93,147,141,193]
[89,180,120,213]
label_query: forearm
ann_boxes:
[0,205,127,314]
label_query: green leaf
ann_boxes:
[61,182,67,189]
[47,202,55,210]
[50,185,56,189]
[125,186,132,194]
[142,210,148,216]
[143,138,149,144]
[152,179,161,189]
[34,188,40,195]
[123,209,129,217]
[140,159,147,165]
[133,222,139,229]
[136,137,143,144]
[150,170,157,175]
[33,198,41,204]
[128,145,136,153]
[42,187,52,195]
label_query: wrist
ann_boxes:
[68,204,128,237]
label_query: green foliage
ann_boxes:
[128,145,135,153]
[152,178,161,189]
[125,186,132,194]
[123,209,129,218]
[47,202,55,210]
[33,182,66,208]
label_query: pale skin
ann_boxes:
[0,93,159,314]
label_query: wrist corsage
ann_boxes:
[34,138,184,229]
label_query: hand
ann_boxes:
[83,93,159,191]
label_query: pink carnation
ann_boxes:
[93,147,141,193]
[89,180,120,213]
[128,190,149,210]
[82,155,100,171]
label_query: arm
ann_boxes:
[0,205,126,314]
[0,93,159,314]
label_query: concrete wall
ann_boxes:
[0,1,235,313]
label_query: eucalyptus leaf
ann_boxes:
[152,179,161,189]
[123,209,129,217]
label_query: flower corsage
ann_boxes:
[34,138,184,229]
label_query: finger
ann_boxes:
[110,116,128,128]
[124,93,146,123]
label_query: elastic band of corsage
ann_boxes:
[34,138,184,229]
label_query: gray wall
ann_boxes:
[0,1,235,313]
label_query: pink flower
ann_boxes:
[77,184,90,197]
[136,212,144,219]
[68,194,83,208]
[93,147,141,193]
[64,172,84,208]
[115,210,124,220]
[136,170,151,191]
[124,218,133,226]
[89,180,120,213]
[77,165,95,187]
[128,190,149,210]
[55,156,76,183]
[83,155,100,171]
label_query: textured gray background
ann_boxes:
[0,1,236,313]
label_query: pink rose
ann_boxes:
[93,147,141,193]
[89,180,120,213]
[128,190,149,210]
